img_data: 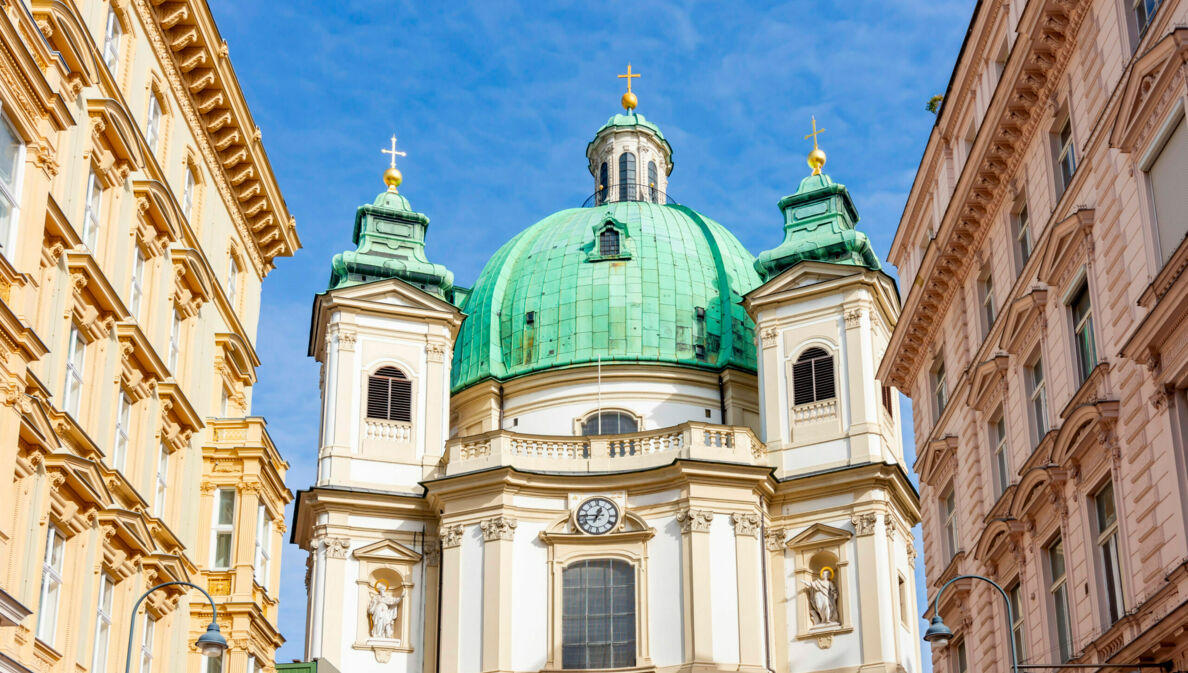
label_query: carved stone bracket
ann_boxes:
[480,516,517,542]
[816,634,833,650]
[440,524,465,549]
[676,508,713,533]
[730,512,761,537]
[851,512,878,536]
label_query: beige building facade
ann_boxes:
[294,97,921,673]
[879,0,1188,671]
[0,2,298,673]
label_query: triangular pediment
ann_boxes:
[966,352,1010,412]
[353,538,423,564]
[997,287,1048,355]
[1037,209,1094,287]
[1111,28,1188,152]
[328,276,460,315]
[787,523,852,550]
[749,261,865,299]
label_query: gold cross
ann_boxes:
[804,116,825,150]
[617,63,641,94]
[381,134,406,169]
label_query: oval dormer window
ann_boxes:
[618,152,636,201]
[367,366,412,422]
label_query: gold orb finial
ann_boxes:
[380,134,407,193]
[804,116,827,176]
[618,63,641,111]
[383,167,403,192]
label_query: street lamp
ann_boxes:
[124,581,228,673]
[925,574,1019,673]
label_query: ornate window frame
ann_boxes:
[360,359,418,459]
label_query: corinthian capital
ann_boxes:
[480,516,517,542]
[676,508,713,533]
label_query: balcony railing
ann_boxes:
[582,183,678,207]
[444,421,763,475]
[364,418,413,443]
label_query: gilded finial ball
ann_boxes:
[808,147,827,175]
[621,91,638,111]
[383,167,403,192]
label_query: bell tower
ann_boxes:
[585,64,673,204]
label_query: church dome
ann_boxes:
[450,200,762,392]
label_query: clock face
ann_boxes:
[576,497,620,535]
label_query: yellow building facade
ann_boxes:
[0,2,298,673]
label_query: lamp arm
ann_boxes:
[124,581,219,673]
[931,574,1018,673]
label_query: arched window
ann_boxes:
[562,559,636,669]
[581,411,637,436]
[598,227,620,257]
[618,152,636,201]
[647,161,658,203]
[792,347,835,405]
[598,162,608,205]
[367,366,412,422]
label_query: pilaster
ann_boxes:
[731,512,766,671]
[851,512,886,666]
[480,516,516,673]
[437,524,465,673]
[677,508,714,664]
[764,528,789,673]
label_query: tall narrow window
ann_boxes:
[1048,537,1072,661]
[139,615,155,673]
[227,256,239,309]
[36,527,65,644]
[210,488,235,569]
[92,574,114,673]
[1055,118,1077,195]
[63,325,86,418]
[1009,580,1027,662]
[942,486,959,561]
[618,152,636,201]
[951,639,968,673]
[366,367,412,422]
[154,444,169,516]
[129,246,146,319]
[597,162,608,205]
[168,309,181,374]
[1148,117,1188,266]
[1071,282,1097,385]
[113,391,131,471]
[253,504,272,586]
[103,8,121,73]
[882,385,895,417]
[145,96,161,154]
[897,575,909,625]
[792,347,835,405]
[1133,0,1162,36]
[933,355,948,419]
[182,167,195,221]
[980,273,996,336]
[1014,204,1032,268]
[647,161,658,202]
[992,414,1010,496]
[83,171,102,249]
[0,114,22,253]
[1095,482,1125,624]
[1028,356,1049,446]
[562,559,636,669]
[599,227,621,257]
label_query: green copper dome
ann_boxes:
[589,112,673,165]
[451,201,761,392]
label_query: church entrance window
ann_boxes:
[367,366,412,422]
[562,559,636,669]
[618,152,636,201]
[581,411,637,436]
[792,347,836,405]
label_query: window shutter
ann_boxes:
[367,367,412,422]
[792,359,815,405]
[813,357,835,400]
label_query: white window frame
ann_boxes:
[139,614,155,673]
[1070,280,1097,385]
[210,488,235,570]
[951,638,968,673]
[980,272,996,336]
[1048,537,1073,661]
[1009,580,1026,662]
[992,414,1010,496]
[92,574,114,673]
[129,246,146,320]
[182,167,195,221]
[168,309,181,374]
[113,390,131,471]
[1028,356,1049,446]
[0,112,25,256]
[1133,0,1162,37]
[83,171,102,249]
[227,255,239,309]
[933,356,948,420]
[1056,117,1077,194]
[253,503,272,586]
[1094,482,1125,625]
[103,8,121,73]
[145,95,162,154]
[942,486,959,561]
[1014,204,1032,268]
[154,443,169,517]
[63,324,86,418]
[36,526,65,645]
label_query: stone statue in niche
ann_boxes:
[367,581,402,639]
[801,567,839,626]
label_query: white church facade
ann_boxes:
[290,88,921,673]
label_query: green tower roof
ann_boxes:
[754,171,881,280]
[451,201,761,392]
[588,112,673,166]
[328,187,454,299]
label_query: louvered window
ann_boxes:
[367,367,412,422]
[792,347,835,405]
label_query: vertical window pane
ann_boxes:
[1009,581,1026,662]
[103,9,121,72]
[1048,538,1072,661]
[140,615,154,673]
[114,391,131,470]
[618,152,636,201]
[561,559,635,669]
[64,326,85,418]
[84,172,102,249]
[93,575,114,673]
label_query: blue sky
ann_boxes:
[205,0,972,665]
